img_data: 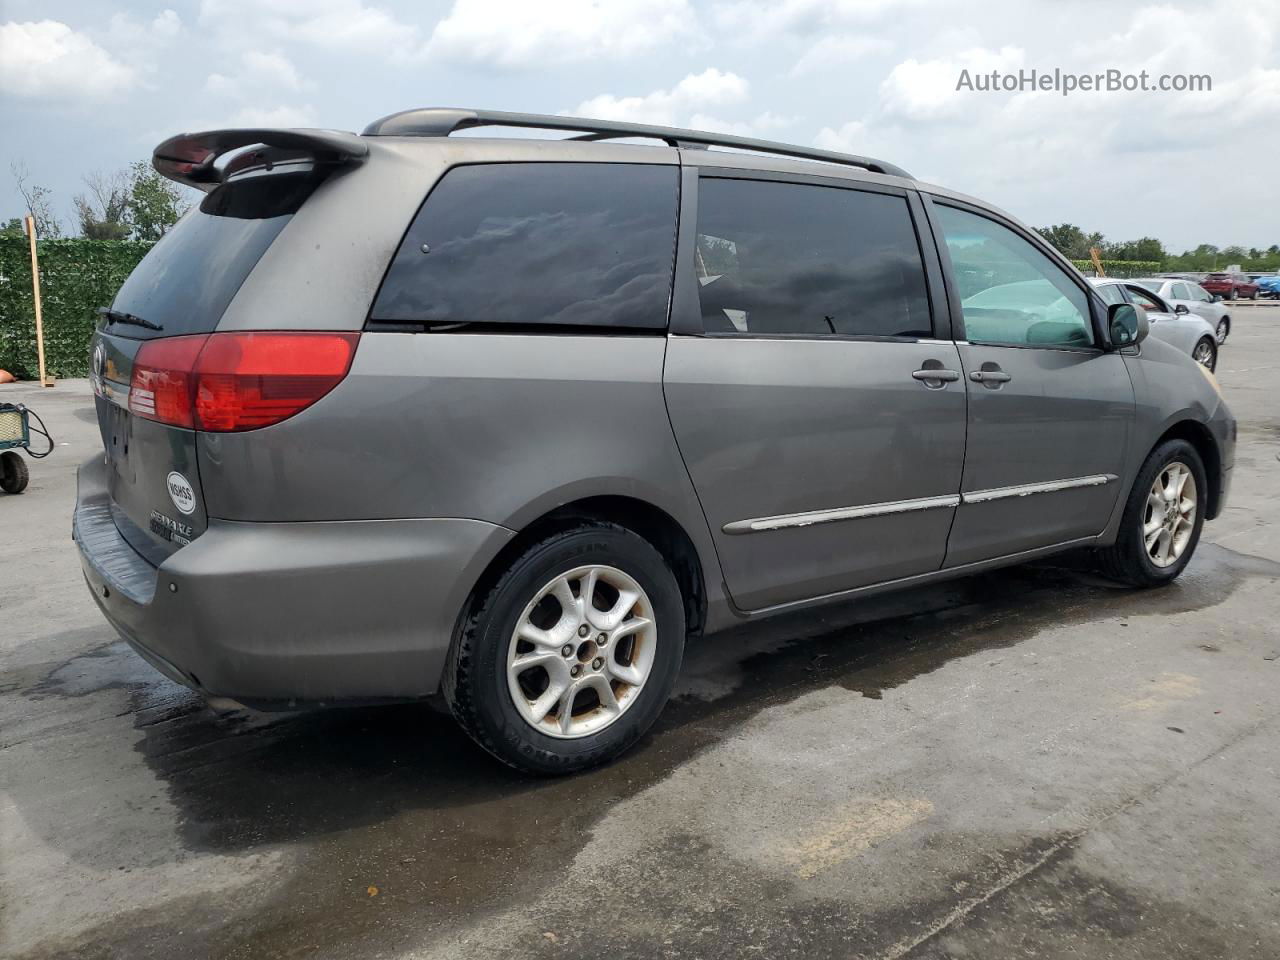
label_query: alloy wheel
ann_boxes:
[506,564,657,739]
[1216,319,1228,345]
[1143,461,1196,568]
[1193,340,1215,369]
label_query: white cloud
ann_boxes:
[813,119,868,153]
[105,9,181,50]
[198,0,420,56]
[0,20,137,100]
[879,45,1024,122]
[206,51,307,97]
[713,0,927,40]
[791,34,891,76]
[427,0,702,67]
[226,104,319,128]
[574,68,748,126]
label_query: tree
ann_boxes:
[127,161,188,241]
[74,169,132,240]
[0,218,24,237]
[1038,224,1090,259]
[10,161,62,238]
[1104,237,1166,263]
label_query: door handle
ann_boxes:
[912,368,960,383]
[969,370,1012,383]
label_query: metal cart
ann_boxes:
[0,403,41,494]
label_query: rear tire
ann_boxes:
[1095,439,1207,587]
[1192,337,1217,371]
[444,522,685,775]
[0,451,28,494]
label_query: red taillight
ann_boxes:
[129,335,206,428]
[129,332,359,432]
[193,332,359,431]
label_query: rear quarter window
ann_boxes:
[370,163,678,330]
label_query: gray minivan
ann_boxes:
[75,109,1236,773]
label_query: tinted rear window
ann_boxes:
[107,171,319,339]
[370,163,678,330]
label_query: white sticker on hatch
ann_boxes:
[166,471,196,516]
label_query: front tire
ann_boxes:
[1095,439,1207,587]
[444,523,685,774]
[1215,317,1229,345]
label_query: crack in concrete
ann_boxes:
[881,709,1280,960]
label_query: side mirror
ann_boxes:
[1108,303,1148,347]
[1174,303,1190,314]
[1212,294,1224,302]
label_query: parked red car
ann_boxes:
[1200,272,1259,300]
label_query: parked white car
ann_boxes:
[1089,279,1219,370]
[1130,277,1231,346]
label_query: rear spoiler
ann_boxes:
[152,128,369,191]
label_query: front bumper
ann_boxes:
[1207,398,1236,520]
[73,455,513,706]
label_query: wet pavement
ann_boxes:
[3,310,1279,959]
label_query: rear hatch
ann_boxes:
[91,165,335,563]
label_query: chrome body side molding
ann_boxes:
[723,474,1118,535]
[961,474,1118,504]
[723,494,960,535]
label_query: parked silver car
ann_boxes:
[1089,279,1220,370]
[1134,277,1231,345]
[74,109,1236,773]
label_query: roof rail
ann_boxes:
[361,108,912,179]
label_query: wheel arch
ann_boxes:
[1154,419,1223,519]
[455,494,710,650]
[1193,334,1218,370]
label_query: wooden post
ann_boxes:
[24,216,54,387]
[1089,246,1106,278]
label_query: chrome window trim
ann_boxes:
[723,494,960,535]
[961,474,1117,504]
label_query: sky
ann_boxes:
[0,0,1277,251]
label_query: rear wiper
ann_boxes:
[96,307,163,331]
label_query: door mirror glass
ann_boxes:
[1109,303,1148,346]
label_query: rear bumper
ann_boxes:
[73,455,513,706]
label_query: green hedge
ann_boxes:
[0,237,153,379]
[1070,259,1163,278]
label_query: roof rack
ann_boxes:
[361,108,912,179]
